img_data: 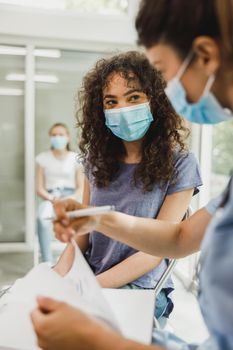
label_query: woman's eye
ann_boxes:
[129,95,140,102]
[105,100,117,106]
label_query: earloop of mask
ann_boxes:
[175,51,194,80]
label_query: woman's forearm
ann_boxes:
[37,187,52,201]
[96,208,211,259]
[36,165,52,200]
[53,243,75,276]
[54,235,89,276]
[97,190,196,287]
[97,252,162,288]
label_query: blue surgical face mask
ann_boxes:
[165,52,232,124]
[104,102,153,142]
[50,136,68,150]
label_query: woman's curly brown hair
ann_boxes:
[76,51,189,191]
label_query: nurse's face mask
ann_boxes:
[165,52,232,124]
[104,102,153,142]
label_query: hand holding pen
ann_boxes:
[51,199,114,243]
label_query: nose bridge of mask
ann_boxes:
[51,135,67,141]
[106,102,150,115]
[105,102,151,125]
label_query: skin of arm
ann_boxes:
[74,165,84,201]
[53,198,212,260]
[36,164,53,201]
[31,297,163,350]
[53,176,90,276]
[96,188,194,288]
[96,207,211,259]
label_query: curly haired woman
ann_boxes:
[55,51,202,325]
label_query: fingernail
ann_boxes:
[61,220,69,226]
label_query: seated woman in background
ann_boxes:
[54,51,202,325]
[36,122,83,263]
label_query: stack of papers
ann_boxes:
[0,240,155,349]
[0,240,119,350]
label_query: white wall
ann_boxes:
[0,1,140,51]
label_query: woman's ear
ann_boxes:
[192,36,221,76]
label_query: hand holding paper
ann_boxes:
[31,296,120,350]
[0,240,120,350]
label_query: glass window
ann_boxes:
[35,48,103,261]
[35,49,103,154]
[0,0,129,14]
[0,50,25,242]
[210,120,233,197]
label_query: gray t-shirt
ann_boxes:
[85,152,202,289]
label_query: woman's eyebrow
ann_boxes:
[123,88,142,96]
[103,89,143,100]
[103,94,117,100]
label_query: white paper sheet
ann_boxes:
[0,240,120,350]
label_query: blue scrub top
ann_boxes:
[152,177,233,349]
[200,177,233,350]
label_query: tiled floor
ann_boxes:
[0,251,209,346]
[0,252,33,288]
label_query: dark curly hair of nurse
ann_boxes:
[76,51,189,191]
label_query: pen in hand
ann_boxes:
[44,205,115,221]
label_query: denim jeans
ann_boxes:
[37,188,74,262]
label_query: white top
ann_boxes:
[36,150,80,190]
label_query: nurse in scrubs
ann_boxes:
[31,0,233,349]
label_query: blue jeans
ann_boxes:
[37,188,74,262]
[120,284,169,323]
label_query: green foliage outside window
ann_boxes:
[212,120,233,176]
